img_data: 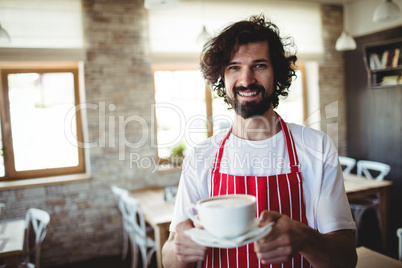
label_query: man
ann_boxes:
[162,15,357,268]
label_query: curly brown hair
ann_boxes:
[200,14,297,109]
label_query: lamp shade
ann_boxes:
[144,0,179,10]
[373,0,401,22]
[335,30,356,51]
[196,25,211,45]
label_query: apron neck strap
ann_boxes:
[212,113,300,173]
[211,127,232,174]
[277,114,300,173]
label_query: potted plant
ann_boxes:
[170,142,186,167]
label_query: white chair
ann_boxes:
[339,156,356,174]
[357,160,391,180]
[20,208,51,268]
[121,194,156,268]
[349,160,391,244]
[397,228,402,261]
[111,185,130,260]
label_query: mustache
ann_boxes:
[233,84,265,93]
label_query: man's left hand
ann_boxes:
[254,210,307,264]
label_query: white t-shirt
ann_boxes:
[170,123,356,234]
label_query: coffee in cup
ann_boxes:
[189,194,256,238]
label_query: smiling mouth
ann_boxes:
[238,91,258,97]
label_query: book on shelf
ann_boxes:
[381,75,399,86]
[369,53,383,70]
[391,48,400,67]
[381,50,389,67]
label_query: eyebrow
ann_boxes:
[227,58,270,65]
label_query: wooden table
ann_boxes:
[356,246,402,267]
[130,187,175,268]
[344,173,393,250]
[0,219,25,268]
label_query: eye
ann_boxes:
[227,65,239,71]
[254,64,267,69]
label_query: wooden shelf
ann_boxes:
[364,37,402,89]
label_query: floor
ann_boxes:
[357,209,400,260]
[55,254,157,268]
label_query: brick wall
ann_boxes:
[0,2,348,267]
[0,0,181,267]
[319,5,348,155]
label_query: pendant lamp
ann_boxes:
[335,30,356,51]
[373,0,401,22]
[196,25,211,45]
[196,0,211,45]
[0,23,11,43]
[335,2,356,51]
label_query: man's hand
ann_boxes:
[162,219,209,267]
[174,219,209,263]
[253,210,357,267]
[254,211,307,264]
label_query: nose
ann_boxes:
[238,68,256,88]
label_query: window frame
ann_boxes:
[151,65,214,164]
[0,64,86,181]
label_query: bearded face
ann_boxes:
[226,84,274,119]
[223,41,275,120]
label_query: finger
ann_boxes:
[177,254,205,263]
[175,235,209,262]
[254,233,284,252]
[175,225,208,250]
[193,221,204,229]
[256,246,292,264]
[259,210,282,226]
[254,211,283,245]
[176,219,194,232]
[175,242,206,257]
[176,246,206,262]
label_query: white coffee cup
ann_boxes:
[189,194,256,238]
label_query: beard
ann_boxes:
[226,84,274,119]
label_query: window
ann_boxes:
[153,67,305,165]
[153,69,232,164]
[275,68,306,125]
[0,65,85,180]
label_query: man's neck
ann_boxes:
[231,108,281,140]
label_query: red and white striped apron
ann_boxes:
[205,115,312,268]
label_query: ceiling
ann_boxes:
[181,0,355,4]
[296,0,354,3]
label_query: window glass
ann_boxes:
[211,94,233,135]
[275,70,304,125]
[7,72,79,171]
[154,70,208,158]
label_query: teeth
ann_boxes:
[238,91,257,96]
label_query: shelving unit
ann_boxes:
[364,37,402,89]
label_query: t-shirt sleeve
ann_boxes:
[315,136,356,233]
[169,148,202,232]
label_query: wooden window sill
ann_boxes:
[0,173,91,190]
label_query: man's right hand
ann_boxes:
[162,219,209,267]
[174,219,209,262]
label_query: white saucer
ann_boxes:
[185,219,273,248]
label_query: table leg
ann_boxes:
[378,187,390,251]
[154,223,170,268]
